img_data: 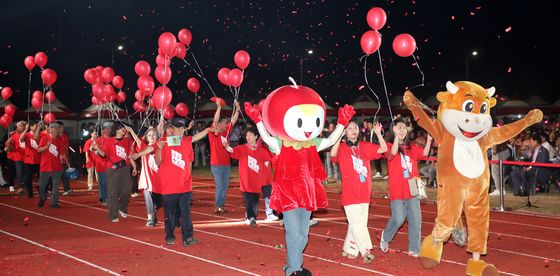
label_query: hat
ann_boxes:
[49,123,60,129]
[171,117,187,128]
[102,121,114,129]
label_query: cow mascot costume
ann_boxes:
[404,81,542,276]
[244,78,355,276]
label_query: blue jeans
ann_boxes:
[162,192,193,242]
[382,197,422,254]
[96,171,107,202]
[211,165,230,207]
[282,208,311,276]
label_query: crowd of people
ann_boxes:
[1,102,559,275]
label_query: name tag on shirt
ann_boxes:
[167,136,182,146]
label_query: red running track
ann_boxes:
[0,176,559,275]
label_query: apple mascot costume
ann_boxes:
[403,81,542,276]
[245,78,355,276]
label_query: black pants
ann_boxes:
[106,166,132,220]
[61,167,71,192]
[6,159,16,187]
[131,173,139,193]
[243,192,260,220]
[23,163,39,197]
[373,159,382,175]
[163,192,193,242]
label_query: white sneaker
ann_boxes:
[119,210,128,218]
[266,214,279,221]
[244,219,251,225]
[88,186,93,191]
[382,175,388,180]
[279,219,284,227]
[111,218,119,223]
[9,186,15,192]
[380,231,389,253]
[309,218,319,227]
[373,172,382,178]
[488,190,501,196]
[131,192,139,198]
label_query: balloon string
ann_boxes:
[408,53,425,90]
[188,48,218,97]
[359,55,381,123]
[27,72,32,122]
[192,95,197,121]
[376,48,394,123]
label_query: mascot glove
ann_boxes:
[244,102,262,123]
[525,109,543,125]
[337,104,356,127]
[210,97,225,106]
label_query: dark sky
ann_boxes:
[0,0,556,112]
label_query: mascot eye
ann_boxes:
[462,100,475,112]
[297,118,303,128]
[316,117,320,127]
[480,102,488,114]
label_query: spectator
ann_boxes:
[510,133,551,195]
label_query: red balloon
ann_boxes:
[101,67,115,83]
[84,69,99,85]
[149,97,156,109]
[4,104,16,116]
[360,30,382,55]
[392,33,417,57]
[44,112,56,124]
[105,85,117,102]
[45,91,56,103]
[92,83,106,99]
[155,66,172,84]
[158,32,177,56]
[134,60,151,76]
[24,56,36,71]
[116,91,126,103]
[366,7,387,31]
[32,90,43,99]
[163,106,175,120]
[228,68,243,88]
[155,54,171,67]
[1,87,13,100]
[217,68,231,86]
[31,97,43,109]
[152,86,172,110]
[41,69,57,86]
[112,75,124,89]
[35,52,48,68]
[134,90,144,101]
[91,96,101,105]
[234,50,251,70]
[175,43,187,59]
[137,75,155,96]
[178,28,192,46]
[133,100,146,112]
[187,77,200,93]
[175,103,189,117]
[0,114,10,128]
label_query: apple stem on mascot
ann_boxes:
[404,81,542,276]
[244,77,355,276]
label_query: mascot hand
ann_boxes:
[525,109,543,125]
[244,102,262,123]
[403,91,418,107]
[337,104,356,127]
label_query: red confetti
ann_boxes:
[122,16,127,21]
[507,67,512,73]
[505,26,512,32]
[325,230,331,236]
[358,85,365,90]
[451,15,455,20]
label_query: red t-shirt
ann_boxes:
[260,145,274,186]
[93,136,111,173]
[7,132,24,161]
[137,141,159,192]
[102,137,134,166]
[23,132,42,164]
[332,142,382,206]
[83,138,95,169]
[230,143,270,193]
[59,132,69,156]
[208,122,232,166]
[384,142,424,200]
[38,135,64,172]
[157,136,194,195]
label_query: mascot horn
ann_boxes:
[404,81,542,276]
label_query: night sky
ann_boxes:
[0,0,556,113]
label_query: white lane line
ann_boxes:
[0,203,259,276]
[191,196,560,265]
[192,188,560,246]
[57,199,394,276]
[0,229,121,276]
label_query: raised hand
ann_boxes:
[337,104,355,127]
[244,102,262,123]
